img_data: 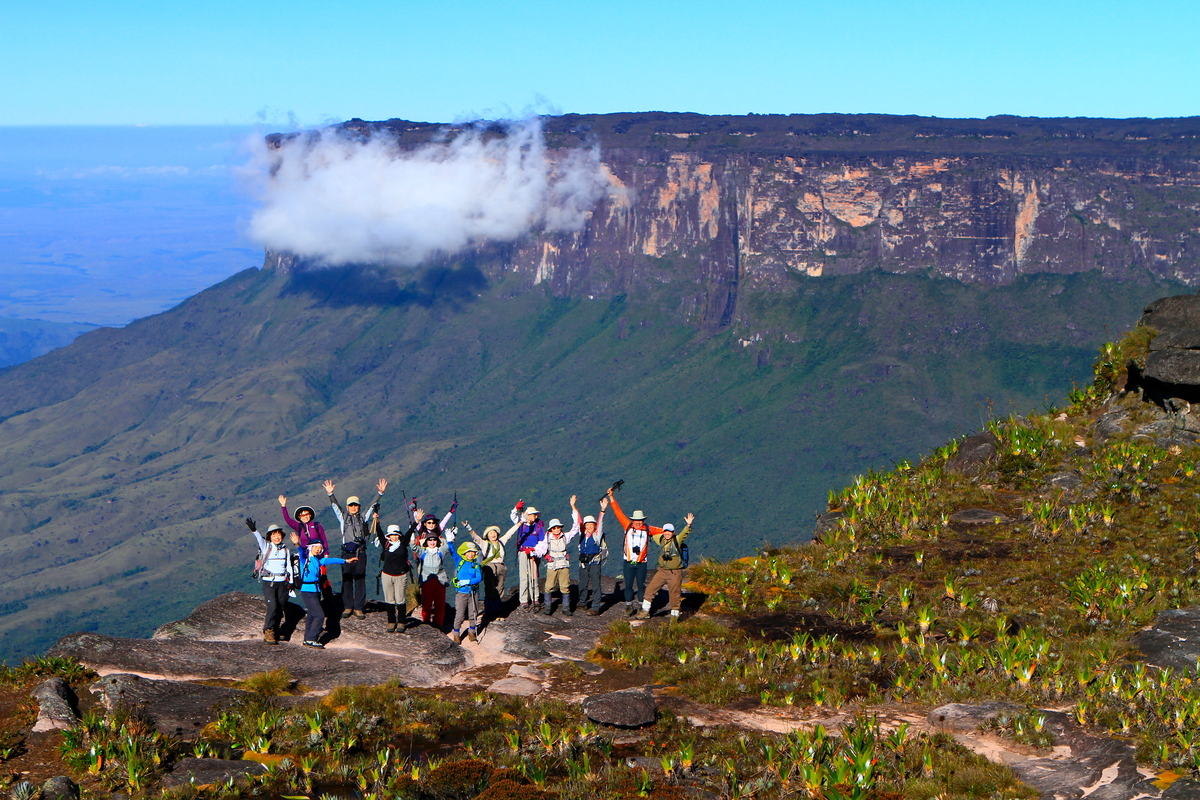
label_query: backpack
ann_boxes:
[680,542,689,569]
[289,552,302,591]
[254,543,280,580]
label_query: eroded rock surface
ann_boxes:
[1134,608,1200,672]
[91,674,247,739]
[30,676,79,732]
[161,758,266,789]
[946,432,999,477]
[583,687,657,728]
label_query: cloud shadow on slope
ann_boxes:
[281,261,489,309]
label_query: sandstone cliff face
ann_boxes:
[272,114,1200,327]
[501,150,1200,327]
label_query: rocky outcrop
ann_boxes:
[946,431,1000,477]
[91,674,248,739]
[160,758,266,789]
[1135,295,1200,404]
[30,677,79,732]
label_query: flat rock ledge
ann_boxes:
[930,703,1200,799]
[1134,607,1200,672]
[161,758,267,789]
[91,673,249,740]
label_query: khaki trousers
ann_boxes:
[643,568,684,611]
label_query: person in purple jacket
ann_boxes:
[279,494,329,552]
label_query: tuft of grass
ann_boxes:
[235,667,295,696]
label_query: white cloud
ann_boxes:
[243,118,610,267]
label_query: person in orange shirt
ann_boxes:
[606,487,666,617]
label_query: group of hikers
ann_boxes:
[248,480,695,648]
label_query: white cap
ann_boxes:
[663,523,675,532]
[386,524,402,536]
[582,515,596,525]
[548,518,563,529]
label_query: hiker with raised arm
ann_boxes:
[280,495,329,552]
[324,478,386,620]
[534,504,580,616]
[607,487,664,617]
[448,540,483,642]
[297,540,357,648]
[510,501,546,611]
[375,508,416,633]
[574,494,609,615]
[247,517,296,644]
[635,512,694,620]
[411,506,456,628]
[467,520,517,617]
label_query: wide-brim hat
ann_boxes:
[547,519,563,529]
[386,525,402,536]
[582,515,596,525]
[421,513,439,524]
[525,506,539,516]
[483,525,501,537]
[296,506,316,519]
[630,510,647,521]
[346,496,361,506]
[265,524,284,534]
[458,541,480,557]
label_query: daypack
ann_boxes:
[680,542,690,569]
[289,552,302,591]
[254,543,285,580]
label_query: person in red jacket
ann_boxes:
[607,487,667,616]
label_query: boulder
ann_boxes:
[1145,349,1200,385]
[90,674,247,740]
[1047,471,1084,494]
[41,776,79,800]
[582,687,657,728]
[811,511,845,541]
[1141,295,1200,332]
[30,677,79,732]
[1092,409,1130,445]
[946,432,999,477]
[486,677,543,697]
[1150,329,1200,351]
[160,758,267,789]
[508,664,547,681]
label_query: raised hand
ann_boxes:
[606,487,615,499]
[600,497,609,511]
[414,508,424,521]
[289,533,300,545]
[685,513,695,526]
[278,495,287,507]
[377,478,388,493]
[570,494,578,508]
[245,517,256,531]
[322,480,335,495]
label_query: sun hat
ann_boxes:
[582,515,596,525]
[630,510,647,521]
[484,525,501,537]
[296,506,316,519]
[386,524,402,536]
[458,541,480,557]
[547,519,563,529]
[265,524,284,534]
[525,506,539,516]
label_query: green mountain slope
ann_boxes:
[0,263,1185,662]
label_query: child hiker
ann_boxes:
[324,478,386,620]
[572,494,609,615]
[510,501,545,611]
[297,540,357,648]
[449,540,483,642]
[534,506,579,616]
[411,508,455,628]
[635,513,694,620]
[607,487,663,616]
[247,518,295,644]
[375,513,414,633]
[467,521,517,616]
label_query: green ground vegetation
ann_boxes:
[599,324,1200,775]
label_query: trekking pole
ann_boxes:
[599,479,625,504]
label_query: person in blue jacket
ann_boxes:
[449,540,483,643]
[297,541,357,648]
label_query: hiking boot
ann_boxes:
[587,607,601,616]
[467,629,478,643]
[303,640,325,649]
[263,629,277,644]
[341,610,353,619]
[354,609,366,619]
[564,607,574,616]
[625,604,637,617]
[450,630,461,644]
[634,609,650,620]
[386,623,398,633]
[540,605,552,616]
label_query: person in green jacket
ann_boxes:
[634,513,694,621]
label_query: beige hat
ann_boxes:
[630,510,647,521]
[484,525,502,537]
[525,506,539,516]
[346,496,360,506]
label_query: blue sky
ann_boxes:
[3,0,1198,125]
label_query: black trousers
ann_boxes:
[579,561,603,608]
[261,579,289,631]
[342,573,366,611]
[301,591,326,642]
